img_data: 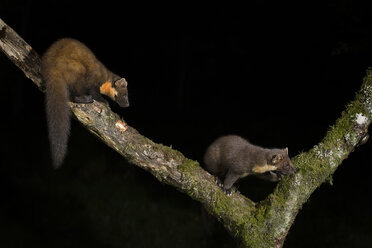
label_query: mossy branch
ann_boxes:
[1,18,371,247]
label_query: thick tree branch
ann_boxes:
[0,17,255,239]
[1,18,371,247]
[0,19,43,90]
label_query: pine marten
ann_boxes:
[203,135,296,195]
[41,38,129,168]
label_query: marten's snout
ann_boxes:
[286,162,296,174]
[119,102,129,108]
[281,161,296,175]
[117,97,129,108]
[115,92,129,108]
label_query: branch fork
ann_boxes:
[1,18,370,247]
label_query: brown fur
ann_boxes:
[41,38,129,168]
[203,135,296,194]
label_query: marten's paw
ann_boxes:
[214,176,223,187]
[223,186,237,196]
[225,188,232,196]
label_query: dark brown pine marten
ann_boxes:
[204,135,296,195]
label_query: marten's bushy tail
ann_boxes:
[45,78,70,168]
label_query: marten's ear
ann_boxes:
[115,78,127,88]
[272,153,284,164]
[284,147,288,155]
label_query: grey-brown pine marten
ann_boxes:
[41,38,129,168]
[204,135,296,195]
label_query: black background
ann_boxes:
[1,1,372,247]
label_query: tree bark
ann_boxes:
[1,18,371,247]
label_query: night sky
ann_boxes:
[1,1,372,247]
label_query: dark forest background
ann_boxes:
[1,1,372,247]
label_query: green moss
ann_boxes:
[154,142,186,162]
[113,67,372,247]
[254,205,268,223]
[178,158,200,172]
[292,150,320,172]
[327,174,334,185]
[319,69,372,153]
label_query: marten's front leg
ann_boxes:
[90,88,109,105]
[223,170,241,196]
[73,95,93,103]
[71,86,93,103]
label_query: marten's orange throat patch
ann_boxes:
[100,81,118,100]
